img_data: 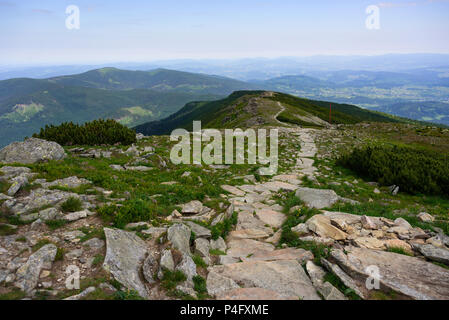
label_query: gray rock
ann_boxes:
[206,270,239,297]
[158,249,175,279]
[167,224,191,254]
[4,188,83,215]
[306,261,346,300]
[63,287,96,300]
[64,210,92,222]
[142,253,157,284]
[66,249,83,260]
[330,246,449,300]
[103,228,149,299]
[7,174,28,196]
[194,238,211,265]
[417,212,435,223]
[38,207,63,221]
[291,223,309,235]
[180,200,203,214]
[210,237,227,252]
[208,260,320,300]
[41,176,91,189]
[183,221,211,238]
[15,244,57,294]
[84,238,105,249]
[0,138,66,164]
[175,253,197,284]
[413,244,449,265]
[295,187,340,209]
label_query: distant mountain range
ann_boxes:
[134,91,400,136]
[1,62,448,147]
[0,68,257,147]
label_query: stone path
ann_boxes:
[207,127,327,300]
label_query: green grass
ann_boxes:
[60,197,83,213]
[193,275,209,299]
[0,224,17,236]
[0,289,27,300]
[55,247,65,261]
[192,255,207,268]
[160,269,187,292]
[386,247,413,256]
[45,219,68,230]
[322,272,361,300]
[92,254,105,267]
[32,239,52,252]
[209,249,226,256]
[210,212,238,240]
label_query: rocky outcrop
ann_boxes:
[329,246,449,300]
[0,138,66,164]
[14,244,57,294]
[207,260,320,300]
[103,228,149,299]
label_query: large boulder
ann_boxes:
[330,246,449,300]
[207,260,320,300]
[0,138,66,164]
[15,244,57,294]
[103,228,149,299]
[167,224,191,254]
[295,187,340,209]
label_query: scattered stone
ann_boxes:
[210,237,227,252]
[180,200,203,215]
[221,185,245,197]
[103,228,149,299]
[7,174,28,196]
[15,244,57,294]
[64,287,96,300]
[306,214,347,240]
[194,238,211,265]
[0,138,66,164]
[183,221,211,238]
[175,253,197,284]
[208,260,320,300]
[142,253,157,284]
[295,187,340,209]
[330,246,449,300]
[167,224,191,254]
[413,244,449,265]
[417,212,435,223]
[306,261,347,300]
[84,238,105,250]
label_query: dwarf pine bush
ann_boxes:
[337,144,449,197]
[33,119,136,146]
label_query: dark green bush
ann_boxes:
[61,197,83,213]
[33,119,136,146]
[210,211,238,240]
[337,144,449,197]
[98,199,156,229]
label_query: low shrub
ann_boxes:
[61,197,83,213]
[33,119,136,146]
[337,144,449,197]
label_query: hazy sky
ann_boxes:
[1,0,449,65]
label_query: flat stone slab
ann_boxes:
[208,260,321,300]
[103,228,149,299]
[330,246,449,300]
[295,187,340,209]
[255,209,286,229]
[216,287,297,300]
[241,247,313,264]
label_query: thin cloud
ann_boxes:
[31,8,54,15]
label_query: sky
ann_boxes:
[0,0,449,66]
